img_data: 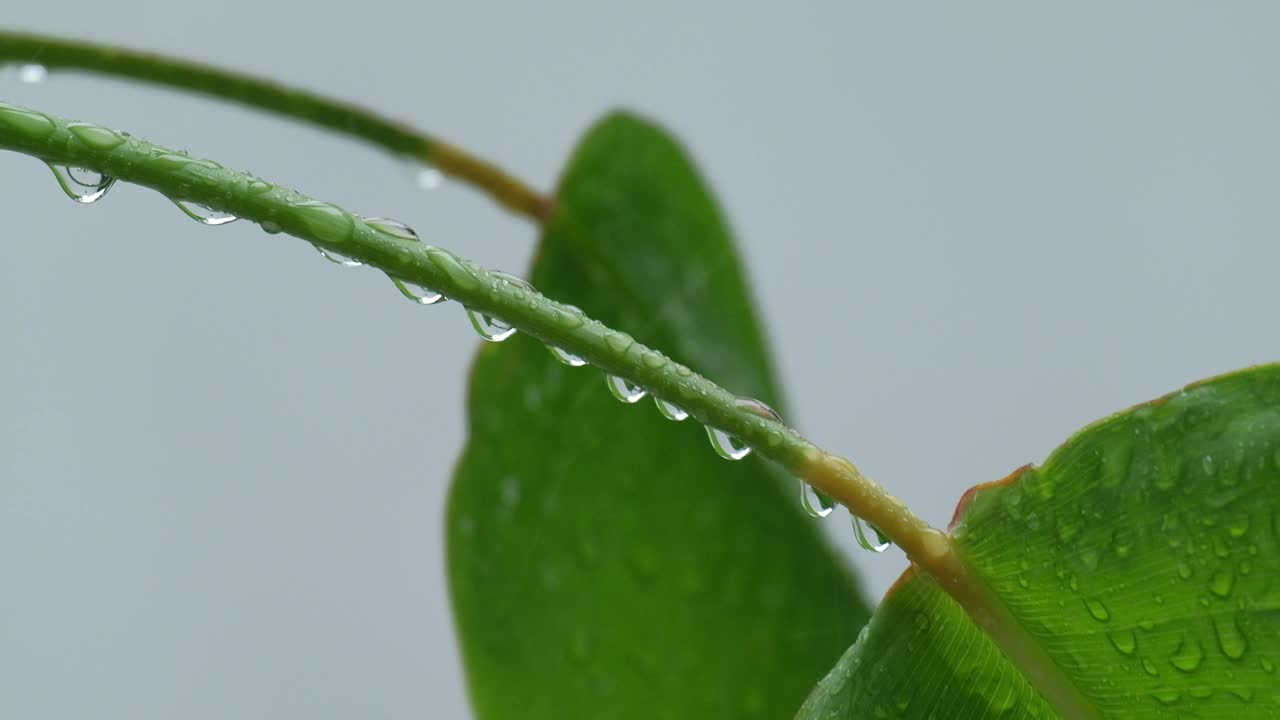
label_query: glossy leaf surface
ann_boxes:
[448,112,871,720]
[800,366,1280,718]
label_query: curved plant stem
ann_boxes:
[0,30,551,221]
[0,100,1089,718]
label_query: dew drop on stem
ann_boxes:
[548,346,586,367]
[365,216,419,242]
[46,163,115,204]
[706,426,751,460]
[801,482,834,518]
[466,308,516,342]
[654,397,688,422]
[852,516,891,552]
[314,246,363,267]
[389,276,446,305]
[172,199,237,226]
[606,375,647,403]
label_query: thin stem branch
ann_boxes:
[0,30,551,220]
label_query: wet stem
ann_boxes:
[0,35,988,631]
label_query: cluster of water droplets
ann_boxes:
[31,150,892,552]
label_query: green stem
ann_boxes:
[0,30,550,220]
[0,98,946,562]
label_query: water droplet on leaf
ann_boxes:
[1084,597,1111,622]
[1170,634,1205,672]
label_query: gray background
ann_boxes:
[3,2,1280,717]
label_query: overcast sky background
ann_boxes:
[3,3,1280,718]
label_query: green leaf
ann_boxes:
[799,365,1280,718]
[447,111,870,719]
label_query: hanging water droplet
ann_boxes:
[46,163,115,204]
[172,199,237,226]
[800,482,833,518]
[654,397,688,421]
[548,345,586,367]
[466,307,516,342]
[852,516,891,552]
[365,216,419,242]
[260,220,283,234]
[389,276,445,304]
[706,426,751,460]
[606,374,647,403]
[314,246,363,267]
[18,63,48,84]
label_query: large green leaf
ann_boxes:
[447,111,871,719]
[799,366,1280,718]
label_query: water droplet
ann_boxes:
[0,102,55,138]
[800,482,833,518]
[1108,629,1137,655]
[413,166,443,190]
[852,516,891,552]
[46,163,115,203]
[17,63,47,83]
[1261,656,1276,674]
[291,200,355,246]
[1083,597,1111,622]
[606,374,646,403]
[1151,688,1180,704]
[1141,657,1160,676]
[260,220,283,234]
[388,275,445,304]
[1177,561,1194,580]
[173,199,237,225]
[548,346,586,367]
[603,331,634,354]
[1227,512,1251,537]
[67,123,125,151]
[552,304,585,330]
[1213,612,1248,660]
[315,246,363,267]
[466,308,516,342]
[365,216,418,242]
[491,270,534,296]
[654,397,688,421]
[735,396,782,422]
[1170,635,1205,672]
[1208,563,1235,598]
[706,426,751,460]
